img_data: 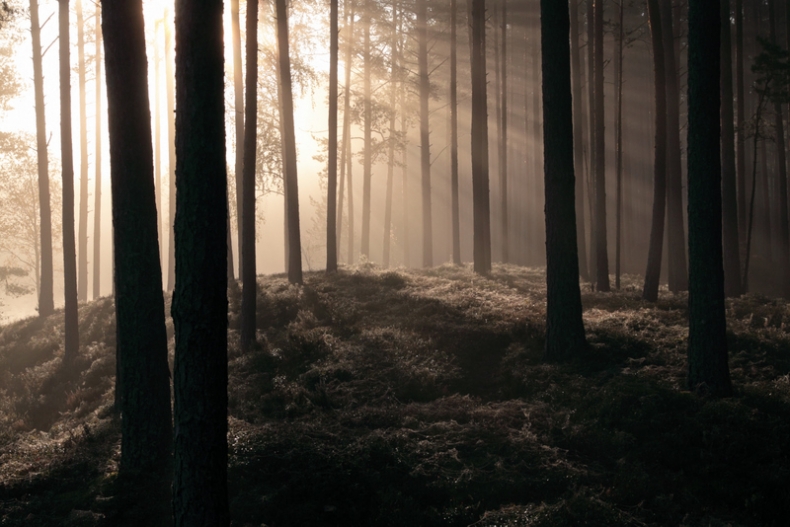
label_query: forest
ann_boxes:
[1,0,790,525]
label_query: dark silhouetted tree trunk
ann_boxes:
[450,0,460,265]
[661,0,688,293]
[470,0,491,274]
[499,0,508,263]
[172,0,229,523]
[59,0,79,364]
[166,13,176,291]
[643,0,668,302]
[30,0,54,317]
[383,3,397,268]
[241,0,258,351]
[93,3,102,300]
[418,0,433,267]
[76,0,88,302]
[337,0,355,262]
[276,0,303,284]
[327,0,339,272]
[541,0,587,360]
[686,0,732,397]
[101,0,172,473]
[570,0,588,280]
[721,0,742,297]
[593,0,609,291]
[736,0,746,237]
[361,7,372,259]
[586,0,597,279]
[615,0,624,289]
[232,0,243,279]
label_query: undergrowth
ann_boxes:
[1,264,789,526]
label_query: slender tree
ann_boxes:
[570,0,588,280]
[232,0,244,278]
[541,0,587,360]
[172,0,229,523]
[721,0,742,297]
[76,0,89,302]
[686,0,732,397]
[29,0,54,318]
[736,0,746,237]
[166,9,176,291]
[241,0,259,351]
[59,0,79,364]
[327,0,339,272]
[361,6,372,259]
[643,0,668,302]
[449,0,460,265]
[418,0,433,267]
[614,0,624,289]
[337,1,356,263]
[470,0,491,274]
[92,3,102,300]
[153,21,163,260]
[101,0,172,473]
[499,0,508,263]
[276,0,303,284]
[382,3,398,268]
[593,0,609,291]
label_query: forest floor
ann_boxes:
[1,263,789,526]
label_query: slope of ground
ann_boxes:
[1,264,789,526]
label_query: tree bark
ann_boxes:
[361,7,372,259]
[643,0,668,302]
[327,0,339,272]
[59,0,79,364]
[101,0,172,473]
[418,0,433,268]
[570,0,589,280]
[686,0,732,397]
[166,12,176,291]
[721,0,742,297]
[382,3,398,268]
[276,0,303,284]
[241,0,259,351]
[735,0,746,238]
[172,0,229,523]
[470,0,491,274]
[541,0,587,360]
[615,0,624,289]
[76,0,89,302]
[29,0,54,317]
[499,0,508,264]
[337,1,355,263]
[593,0,609,291]
[450,0,461,265]
[232,0,244,279]
[93,3,102,300]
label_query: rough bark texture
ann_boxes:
[721,0,742,297]
[76,0,89,302]
[541,0,587,361]
[59,0,79,364]
[570,0,588,280]
[92,4,102,300]
[661,0,688,293]
[686,0,732,397]
[593,0,610,291]
[470,0,491,275]
[276,0,303,284]
[450,0,461,265]
[172,0,230,523]
[241,0,259,352]
[327,0,339,272]
[643,0,668,303]
[101,0,172,473]
[30,0,54,318]
[418,0,433,268]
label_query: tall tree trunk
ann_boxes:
[361,7,372,259]
[593,0,609,291]
[241,0,259,351]
[418,0,433,267]
[450,0,461,265]
[736,0,746,238]
[643,0,668,303]
[470,0,491,274]
[327,0,339,272]
[154,22,163,265]
[586,0,597,279]
[59,0,79,364]
[570,0,589,280]
[499,0,509,263]
[686,0,732,397]
[721,0,742,297]
[337,0,355,262]
[532,2,542,265]
[93,3,102,300]
[172,0,229,523]
[614,0,624,289]
[30,0,54,317]
[382,3,398,268]
[101,0,172,474]
[276,0,303,284]
[231,0,243,279]
[769,0,790,297]
[166,12,176,291]
[662,0,688,292]
[76,0,89,302]
[541,0,587,360]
